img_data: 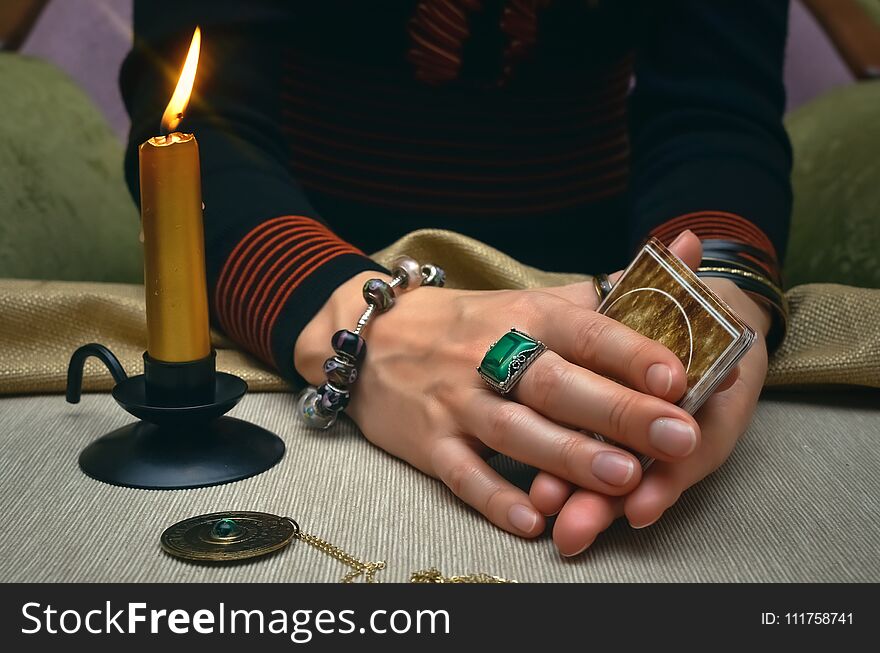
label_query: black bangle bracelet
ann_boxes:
[700,239,782,285]
[699,239,778,267]
[696,265,786,305]
[696,266,788,352]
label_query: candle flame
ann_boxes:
[161,26,201,134]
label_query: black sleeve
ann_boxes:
[121,0,390,390]
[628,0,793,264]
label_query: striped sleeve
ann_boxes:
[649,211,780,281]
[121,1,389,389]
[628,0,792,270]
[213,216,378,378]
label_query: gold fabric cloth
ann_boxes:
[1,229,878,395]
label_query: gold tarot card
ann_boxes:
[594,237,756,467]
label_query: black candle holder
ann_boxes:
[66,343,285,490]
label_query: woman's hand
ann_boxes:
[530,274,772,556]
[293,236,704,538]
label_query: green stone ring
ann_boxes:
[477,327,547,395]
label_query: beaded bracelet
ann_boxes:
[296,256,446,429]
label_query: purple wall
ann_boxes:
[22,0,132,140]
[784,0,855,111]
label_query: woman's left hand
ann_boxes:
[531,271,772,557]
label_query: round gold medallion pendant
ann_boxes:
[160,511,298,562]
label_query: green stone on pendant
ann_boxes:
[212,518,240,538]
[479,330,539,385]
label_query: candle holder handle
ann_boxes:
[66,343,129,404]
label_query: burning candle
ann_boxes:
[139,26,211,363]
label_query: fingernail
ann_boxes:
[645,363,673,397]
[648,418,697,457]
[561,543,590,558]
[630,515,661,530]
[508,504,538,534]
[592,451,635,486]
[670,230,692,247]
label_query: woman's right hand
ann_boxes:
[293,239,701,539]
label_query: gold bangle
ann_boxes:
[697,265,786,299]
[699,256,770,280]
[697,265,789,351]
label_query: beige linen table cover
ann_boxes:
[1,390,878,582]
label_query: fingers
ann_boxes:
[715,365,740,393]
[529,471,574,517]
[622,442,739,530]
[541,230,702,310]
[454,387,644,494]
[431,436,545,538]
[509,350,701,462]
[529,472,623,557]
[538,273,620,312]
[622,464,687,529]
[667,229,702,272]
[553,490,623,557]
[533,301,688,402]
[516,230,704,402]
[624,346,766,528]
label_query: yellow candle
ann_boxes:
[138,27,211,363]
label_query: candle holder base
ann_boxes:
[66,343,286,490]
[78,417,284,490]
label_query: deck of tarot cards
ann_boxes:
[594,237,757,469]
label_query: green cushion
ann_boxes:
[855,0,880,27]
[784,80,880,289]
[0,54,141,283]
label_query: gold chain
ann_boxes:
[410,568,516,583]
[293,524,515,584]
[295,529,387,583]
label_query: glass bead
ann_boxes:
[363,278,395,311]
[391,256,422,290]
[296,386,337,429]
[332,329,366,363]
[421,264,446,287]
[317,382,350,413]
[323,356,358,386]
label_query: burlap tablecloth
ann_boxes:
[2,229,879,394]
[1,229,878,582]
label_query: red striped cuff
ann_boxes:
[649,210,780,281]
[214,215,369,366]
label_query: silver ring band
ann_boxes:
[593,273,613,303]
